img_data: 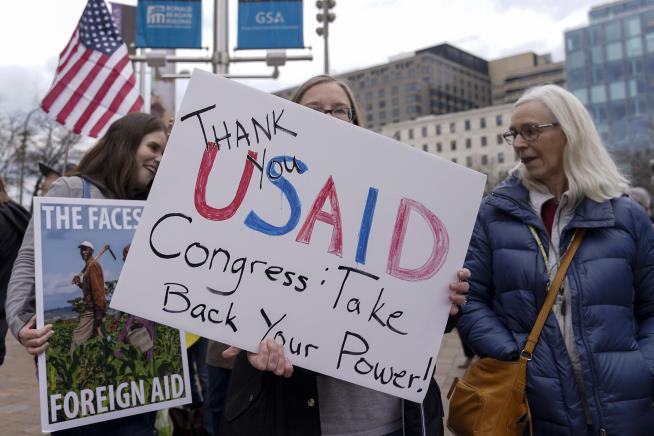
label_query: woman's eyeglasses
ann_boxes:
[305,105,354,122]
[502,123,559,146]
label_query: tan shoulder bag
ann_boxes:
[446,228,585,436]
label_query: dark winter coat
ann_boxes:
[0,200,30,365]
[458,175,654,435]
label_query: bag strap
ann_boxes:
[81,177,91,199]
[521,228,586,360]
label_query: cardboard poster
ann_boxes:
[112,69,486,402]
[34,197,191,432]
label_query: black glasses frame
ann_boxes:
[502,122,559,146]
[306,105,354,122]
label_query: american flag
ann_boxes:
[41,0,143,138]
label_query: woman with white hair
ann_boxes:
[457,84,654,435]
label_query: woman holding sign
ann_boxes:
[6,112,167,435]
[219,75,470,436]
[458,85,654,435]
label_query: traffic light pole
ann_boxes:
[315,0,336,75]
[323,9,330,74]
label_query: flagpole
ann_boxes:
[214,0,229,75]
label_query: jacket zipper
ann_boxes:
[570,253,606,435]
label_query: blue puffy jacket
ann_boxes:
[458,175,654,436]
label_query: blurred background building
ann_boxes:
[565,0,654,151]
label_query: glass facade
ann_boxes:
[565,0,654,150]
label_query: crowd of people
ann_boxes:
[1,77,654,436]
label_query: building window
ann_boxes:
[436,142,442,153]
[422,144,429,152]
[480,117,486,129]
[408,129,414,139]
[605,21,621,42]
[451,140,457,151]
[591,85,607,103]
[647,33,654,53]
[452,157,458,164]
[465,138,472,149]
[379,100,386,108]
[626,37,643,57]
[481,155,488,166]
[466,156,473,167]
[450,122,456,133]
[567,50,586,69]
[392,85,399,94]
[606,41,624,61]
[625,17,641,37]
[435,124,441,135]
[481,136,487,146]
[378,89,385,98]
[379,111,386,120]
[591,46,605,64]
[572,88,589,105]
[392,108,400,118]
[496,115,503,126]
[498,152,505,164]
[421,126,428,137]
[497,134,503,145]
[609,81,627,100]
[393,131,401,140]
[464,120,471,131]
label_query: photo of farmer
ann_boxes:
[69,240,110,352]
[24,199,190,432]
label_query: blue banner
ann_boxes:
[136,0,201,49]
[237,0,304,50]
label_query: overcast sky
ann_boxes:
[1,0,610,115]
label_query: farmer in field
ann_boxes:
[70,240,106,353]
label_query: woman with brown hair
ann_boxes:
[5,112,167,435]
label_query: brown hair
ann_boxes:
[290,75,363,126]
[73,113,166,199]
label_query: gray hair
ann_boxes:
[512,84,628,204]
[626,186,651,211]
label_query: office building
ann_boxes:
[380,104,517,189]
[565,0,654,150]
[275,43,492,131]
[490,52,566,104]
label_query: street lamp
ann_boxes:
[315,0,336,74]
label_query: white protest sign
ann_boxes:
[111,69,486,402]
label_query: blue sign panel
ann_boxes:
[238,0,304,50]
[136,0,201,48]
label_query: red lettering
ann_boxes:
[194,142,257,221]
[296,176,343,257]
[386,198,449,281]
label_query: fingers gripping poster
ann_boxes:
[34,198,191,432]
[112,69,486,402]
